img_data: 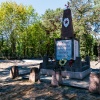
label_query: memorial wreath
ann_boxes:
[59,59,67,66]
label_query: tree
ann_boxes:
[41,8,63,57]
[90,0,100,60]
[70,0,95,58]
[0,1,38,58]
[25,22,47,58]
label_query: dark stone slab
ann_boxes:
[43,55,48,68]
[74,57,82,67]
[85,56,90,67]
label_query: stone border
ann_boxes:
[40,68,92,79]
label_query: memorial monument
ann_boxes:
[40,4,91,79]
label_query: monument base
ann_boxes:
[62,68,92,79]
[40,68,92,79]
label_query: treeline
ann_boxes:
[0,0,100,60]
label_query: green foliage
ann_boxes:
[26,22,47,58]
[0,1,38,58]
[42,8,62,35]
[70,0,99,58]
[90,0,100,45]
[0,1,100,59]
[41,8,63,57]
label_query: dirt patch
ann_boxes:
[0,81,100,100]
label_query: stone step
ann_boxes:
[40,76,89,89]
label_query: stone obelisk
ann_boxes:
[61,5,74,39]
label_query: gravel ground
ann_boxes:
[0,60,100,100]
[90,61,100,69]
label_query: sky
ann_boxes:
[0,0,69,15]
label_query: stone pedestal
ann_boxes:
[89,73,100,94]
[10,66,19,79]
[29,68,40,83]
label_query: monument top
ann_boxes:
[64,2,70,10]
[61,3,74,39]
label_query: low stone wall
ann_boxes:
[40,68,92,79]
[62,68,92,79]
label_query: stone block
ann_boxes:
[10,66,19,79]
[51,72,59,86]
[89,73,100,94]
[56,71,63,85]
[29,68,40,83]
[74,57,82,70]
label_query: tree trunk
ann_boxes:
[97,45,100,61]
